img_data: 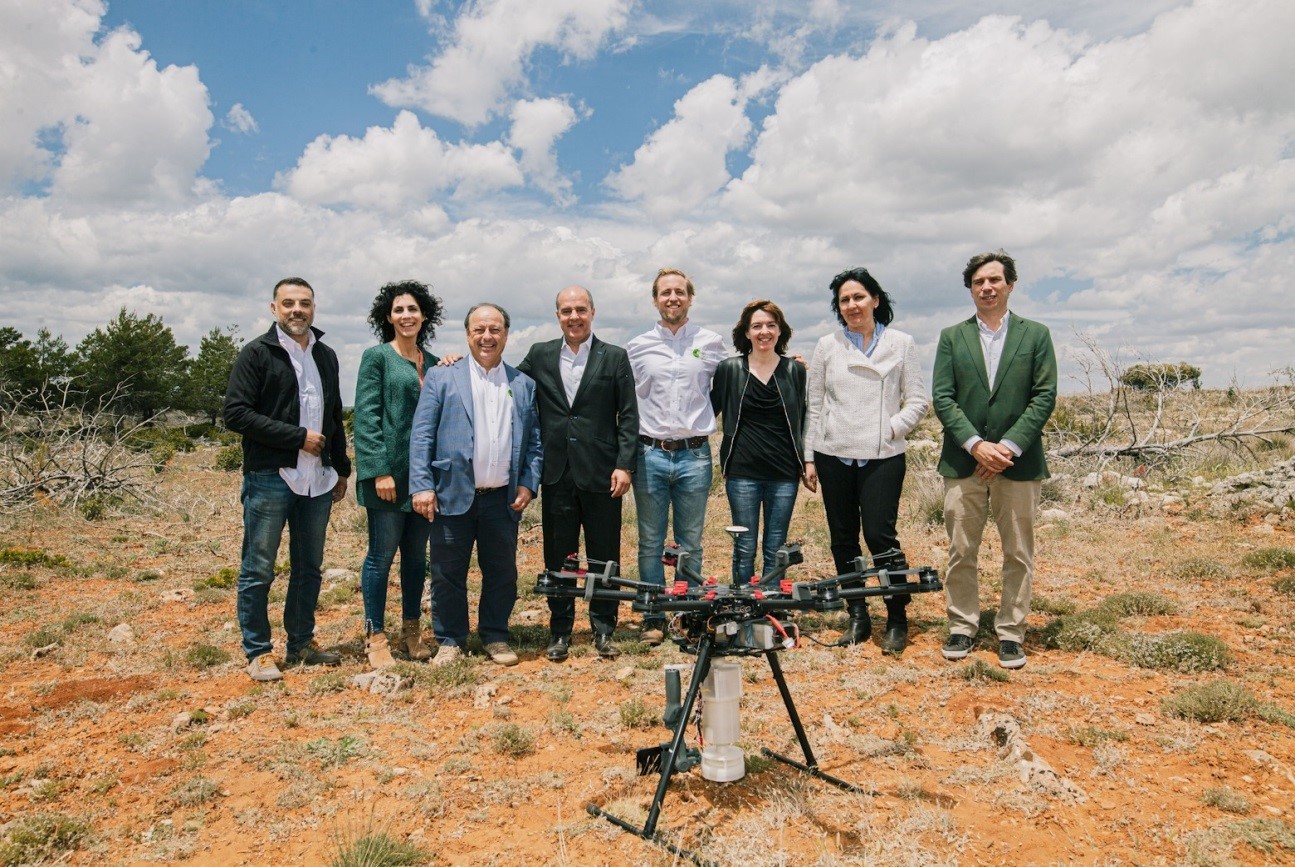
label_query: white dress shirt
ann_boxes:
[626,322,727,439]
[469,357,513,489]
[275,326,338,497]
[964,312,1021,457]
[559,337,590,405]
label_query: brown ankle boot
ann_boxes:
[402,619,431,661]
[366,630,396,669]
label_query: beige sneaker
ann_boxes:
[247,653,283,682]
[483,642,519,666]
[401,619,432,661]
[366,631,396,669]
[433,644,462,667]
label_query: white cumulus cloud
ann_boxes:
[276,110,524,211]
[223,103,259,134]
[507,97,581,204]
[372,0,631,126]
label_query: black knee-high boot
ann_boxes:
[836,600,872,646]
[880,550,910,655]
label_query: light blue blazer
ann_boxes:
[408,359,543,520]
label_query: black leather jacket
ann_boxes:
[223,325,352,477]
[710,354,806,477]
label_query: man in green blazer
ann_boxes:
[932,250,1057,669]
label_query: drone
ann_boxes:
[533,528,943,865]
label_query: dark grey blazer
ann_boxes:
[518,335,639,492]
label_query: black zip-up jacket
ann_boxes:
[710,354,806,477]
[223,325,352,477]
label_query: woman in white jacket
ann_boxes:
[804,267,928,654]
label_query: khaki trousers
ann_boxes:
[943,474,1041,643]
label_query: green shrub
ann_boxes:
[215,444,243,472]
[0,547,71,568]
[1244,548,1295,572]
[1101,592,1178,617]
[959,659,1009,682]
[1203,787,1251,814]
[1041,608,1121,651]
[195,567,238,590]
[1173,557,1226,580]
[171,776,220,807]
[0,814,89,864]
[1066,726,1128,747]
[1120,631,1229,672]
[186,644,231,669]
[0,572,38,591]
[308,672,348,695]
[619,698,655,729]
[330,832,427,867]
[1162,680,1256,722]
[492,723,535,758]
[1032,595,1079,616]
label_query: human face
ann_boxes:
[555,287,594,348]
[836,280,877,334]
[653,274,692,328]
[466,305,508,369]
[745,309,780,355]
[969,260,1014,320]
[271,284,315,344]
[387,293,425,342]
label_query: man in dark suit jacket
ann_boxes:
[409,303,543,667]
[932,250,1057,670]
[518,286,639,661]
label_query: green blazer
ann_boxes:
[353,342,438,511]
[931,312,1057,481]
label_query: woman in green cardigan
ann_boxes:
[354,280,443,668]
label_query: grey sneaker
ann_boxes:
[433,644,462,667]
[998,640,1026,669]
[284,641,341,666]
[484,642,519,666]
[941,634,974,660]
[247,653,283,682]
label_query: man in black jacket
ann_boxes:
[518,286,639,661]
[224,277,351,682]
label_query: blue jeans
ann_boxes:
[361,508,431,634]
[725,477,798,583]
[633,442,712,624]
[428,488,519,648]
[236,470,334,660]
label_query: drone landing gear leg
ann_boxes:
[760,649,871,795]
[586,635,716,866]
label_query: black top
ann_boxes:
[726,374,800,481]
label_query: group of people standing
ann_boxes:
[223,250,1056,683]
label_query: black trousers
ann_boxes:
[541,474,622,637]
[815,452,908,616]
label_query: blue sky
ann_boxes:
[2,0,1293,398]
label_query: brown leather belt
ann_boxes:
[639,435,707,451]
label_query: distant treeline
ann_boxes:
[0,309,241,424]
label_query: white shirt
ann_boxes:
[559,337,590,405]
[626,322,726,439]
[275,326,339,497]
[469,357,513,489]
[964,312,1021,457]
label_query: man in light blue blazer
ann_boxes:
[410,303,543,667]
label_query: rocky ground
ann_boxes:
[1,441,1294,865]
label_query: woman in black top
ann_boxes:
[711,300,811,584]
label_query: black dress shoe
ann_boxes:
[880,623,908,655]
[836,613,872,646]
[593,632,620,659]
[545,635,570,662]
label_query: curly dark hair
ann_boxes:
[731,299,792,355]
[367,280,444,346]
[829,267,894,327]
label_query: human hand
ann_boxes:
[971,440,1014,474]
[802,462,818,492]
[512,485,534,512]
[302,430,325,456]
[331,476,348,503]
[412,490,438,521]
[438,354,462,366]
[375,474,397,503]
[609,469,631,498]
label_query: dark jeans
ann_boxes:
[428,488,518,648]
[235,470,333,660]
[541,475,621,638]
[361,507,431,634]
[815,452,908,616]
[725,476,798,583]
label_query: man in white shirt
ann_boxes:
[626,268,726,644]
[410,304,543,666]
[224,277,351,682]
